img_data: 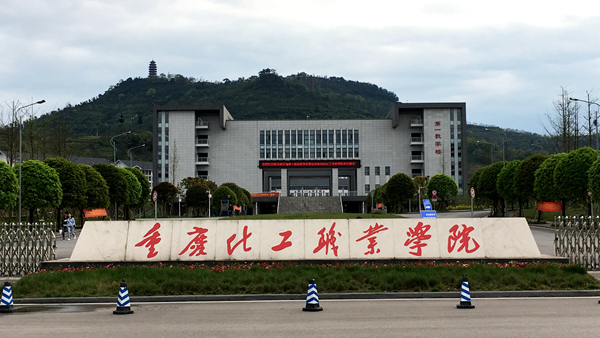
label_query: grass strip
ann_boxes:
[12,261,599,298]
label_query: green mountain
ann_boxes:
[39,69,553,175]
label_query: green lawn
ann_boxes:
[13,261,600,298]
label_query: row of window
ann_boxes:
[364,166,391,176]
[259,129,360,159]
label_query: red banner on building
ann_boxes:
[84,208,108,218]
[536,202,562,212]
[259,160,360,168]
[251,192,280,197]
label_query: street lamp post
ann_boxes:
[127,144,146,167]
[110,131,132,164]
[109,131,131,220]
[207,191,212,217]
[17,100,45,224]
[570,98,600,157]
[485,128,508,216]
[531,143,544,151]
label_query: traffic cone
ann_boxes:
[302,278,323,312]
[113,279,134,315]
[1,281,14,313]
[456,274,475,309]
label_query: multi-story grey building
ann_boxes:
[153,102,467,213]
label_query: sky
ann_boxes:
[1,0,599,135]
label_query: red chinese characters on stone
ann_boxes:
[179,227,209,256]
[434,121,441,126]
[135,223,161,258]
[272,230,293,251]
[448,224,480,254]
[404,222,432,256]
[435,134,441,139]
[435,149,442,154]
[227,225,253,255]
[356,223,389,255]
[313,222,342,256]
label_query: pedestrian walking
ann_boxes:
[62,212,68,240]
[66,212,76,240]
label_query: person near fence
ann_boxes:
[66,213,76,240]
[62,212,69,240]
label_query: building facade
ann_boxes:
[153,102,467,208]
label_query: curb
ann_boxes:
[13,290,600,304]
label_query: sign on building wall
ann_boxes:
[71,218,542,262]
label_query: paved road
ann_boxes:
[3,298,600,337]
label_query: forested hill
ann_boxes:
[49,69,399,138]
[37,68,552,171]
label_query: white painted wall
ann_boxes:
[71,218,541,262]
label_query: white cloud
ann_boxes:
[1,0,600,134]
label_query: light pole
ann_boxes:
[207,191,212,217]
[477,140,495,164]
[570,98,600,157]
[178,196,181,217]
[109,131,131,220]
[531,143,544,151]
[485,128,507,216]
[17,100,45,223]
[127,144,146,167]
[110,131,132,164]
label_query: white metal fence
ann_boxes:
[1,223,56,276]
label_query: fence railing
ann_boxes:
[555,216,600,270]
[1,223,56,277]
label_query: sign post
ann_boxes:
[152,190,158,220]
[470,187,475,218]
[420,199,437,218]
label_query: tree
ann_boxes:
[220,182,241,206]
[93,163,129,219]
[477,162,504,216]
[0,161,18,211]
[534,153,567,202]
[19,160,63,223]
[185,183,211,216]
[554,147,596,214]
[180,176,217,192]
[427,174,458,211]
[121,168,141,219]
[496,160,521,212]
[383,173,415,213]
[468,167,486,208]
[125,167,151,209]
[153,182,178,216]
[513,154,548,216]
[543,87,580,153]
[77,164,109,225]
[240,187,252,213]
[588,158,600,208]
[411,175,429,212]
[44,157,87,225]
[212,185,236,214]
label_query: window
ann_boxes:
[365,184,370,192]
[375,166,380,176]
[365,166,370,175]
[385,166,390,176]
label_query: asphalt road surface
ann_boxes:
[3,298,600,337]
